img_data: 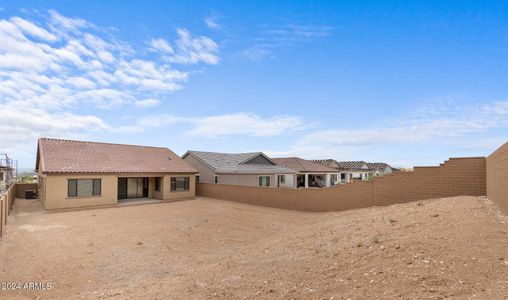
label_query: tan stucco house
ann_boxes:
[36,138,197,209]
[182,151,296,188]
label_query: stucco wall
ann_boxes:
[43,174,118,209]
[197,157,486,212]
[218,173,274,187]
[162,173,196,201]
[40,173,196,209]
[486,141,508,215]
[183,154,215,184]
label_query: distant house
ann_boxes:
[366,162,394,177]
[337,161,373,181]
[182,151,296,188]
[311,159,395,182]
[272,157,340,188]
[36,138,198,209]
[309,159,350,183]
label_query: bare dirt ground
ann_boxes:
[0,196,507,300]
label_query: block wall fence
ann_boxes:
[486,141,508,215]
[0,184,16,238]
[197,157,487,212]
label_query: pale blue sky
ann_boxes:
[1,1,508,169]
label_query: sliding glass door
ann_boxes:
[118,177,149,199]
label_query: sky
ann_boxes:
[1,0,508,170]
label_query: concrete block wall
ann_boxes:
[0,184,15,238]
[486,141,508,215]
[197,157,487,212]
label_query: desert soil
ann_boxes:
[0,196,507,299]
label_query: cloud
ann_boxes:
[134,98,161,108]
[204,13,221,30]
[127,113,303,137]
[151,29,219,65]
[244,23,333,61]
[285,99,508,161]
[0,10,219,155]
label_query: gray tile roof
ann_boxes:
[366,162,392,172]
[184,151,297,174]
[309,159,343,170]
[313,159,394,172]
[336,161,370,170]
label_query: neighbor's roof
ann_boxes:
[183,151,296,174]
[273,157,338,173]
[309,159,343,170]
[367,162,392,171]
[336,161,370,170]
[36,138,197,174]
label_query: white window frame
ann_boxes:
[258,175,271,187]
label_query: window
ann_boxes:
[155,177,161,192]
[171,177,190,191]
[259,176,270,187]
[68,179,101,197]
[279,175,285,183]
[0,172,3,181]
[340,173,346,180]
[214,175,218,184]
[195,175,200,182]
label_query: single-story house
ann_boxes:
[311,159,395,182]
[36,138,198,209]
[272,157,340,188]
[308,159,350,183]
[336,161,373,181]
[182,151,296,188]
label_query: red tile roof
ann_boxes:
[272,157,338,173]
[37,138,197,174]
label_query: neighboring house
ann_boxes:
[182,151,297,188]
[272,157,340,188]
[367,162,394,177]
[337,161,373,181]
[311,159,395,182]
[36,138,198,209]
[309,159,350,183]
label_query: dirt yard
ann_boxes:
[0,196,507,299]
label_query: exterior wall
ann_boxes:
[149,177,163,200]
[348,171,372,181]
[197,157,486,212]
[487,141,508,215]
[43,174,118,209]
[277,174,295,188]
[161,173,196,201]
[218,173,275,187]
[40,172,196,209]
[183,154,216,184]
